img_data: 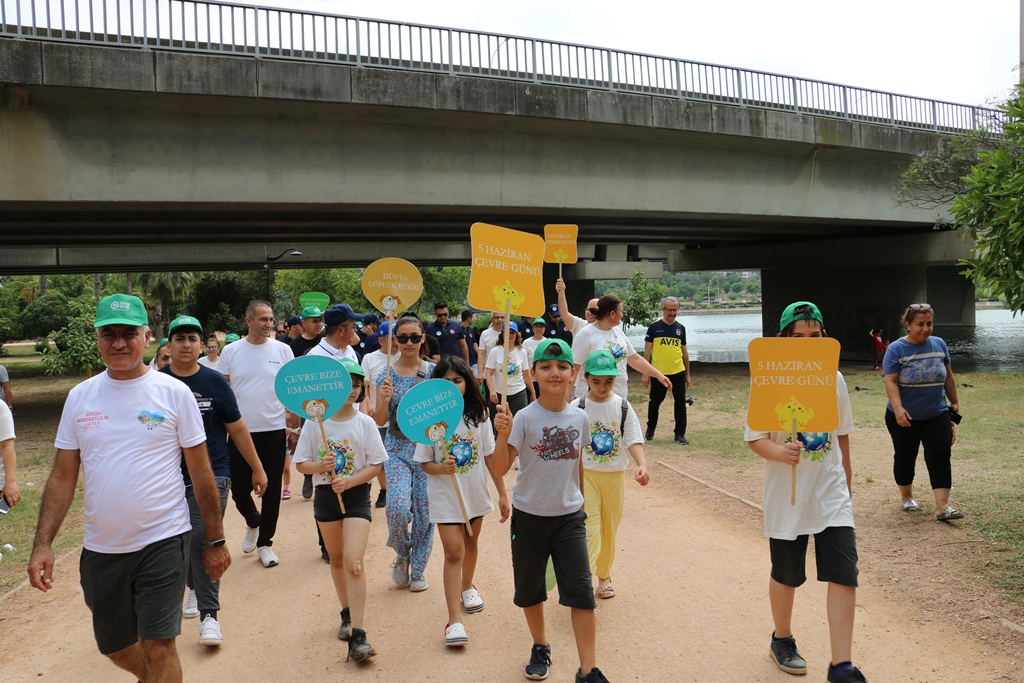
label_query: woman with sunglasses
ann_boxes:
[198,334,222,373]
[374,316,436,591]
[883,304,964,521]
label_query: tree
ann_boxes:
[620,268,665,327]
[417,267,470,316]
[40,297,103,377]
[19,292,71,342]
[136,272,195,339]
[184,271,265,335]
[897,91,1022,312]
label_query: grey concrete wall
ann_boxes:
[927,265,976,328]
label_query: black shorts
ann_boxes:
[313,482,372,523]
[80,532,189,655]
[438,516,483,528]
[510,508,595,610]
[769,526,859,588]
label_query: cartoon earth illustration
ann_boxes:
[450,441,474,467]
[492,280,526,311]
[775,396,815,431]
[590,430,615,457]
[605,341,626,360]
[506,360,520,377]
[331,448,348,476]
[796,431,832,461]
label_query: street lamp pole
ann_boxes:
[264,247,303,301]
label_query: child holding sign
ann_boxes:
[414,358,510,647]
[292,359,387,663]
[744,302,866,683]
[493,339,611,683]
[578,351,649,600]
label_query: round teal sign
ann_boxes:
[274,355,352,420]
[396,379,465,446]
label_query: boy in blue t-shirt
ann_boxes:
[493,338,610,683]
[162,316,268,647]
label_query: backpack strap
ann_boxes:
[417,360,428,379]
[620,396,628,436]
[577,396,586,410]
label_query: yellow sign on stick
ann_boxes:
[468,222,546,318]
[361,258,423,318]
[543,224,579,265]
[746,338,841,433]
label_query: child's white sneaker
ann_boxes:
[445,622,469,646]
[461,586,484,613]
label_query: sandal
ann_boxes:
[902,500,922,512]
[936,506,965,521]
[595,584,615,599]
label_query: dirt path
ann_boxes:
[2,461,1019,683]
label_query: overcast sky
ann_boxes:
[264,0,1018,107]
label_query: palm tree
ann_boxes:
[136,272,194,339]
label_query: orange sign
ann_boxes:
[361,258,423,317]
[543,224,579,264]
[468,223,546,318]
[746,338,841,433]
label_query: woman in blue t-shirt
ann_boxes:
[882,304,964,521]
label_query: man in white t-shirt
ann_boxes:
[218,300,294,568]
[28,294,229,683]
[476,311,505,384]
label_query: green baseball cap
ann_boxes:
[224,333,240,344]
[167,315,203,337]
[584,350,621,376]
[532,338,573,365]
[338,357,365,377]
[94,294,148,328]
[301,306,323,320]
[779,301,824,331]
[532,318,547,326]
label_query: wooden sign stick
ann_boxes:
[440,439,473,537]
[385,314,395,379]
[317,415,346,514]
[501,297,512,411]
[790,417,797,507]
[558,253,563,280]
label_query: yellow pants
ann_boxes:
[584,469,625,580]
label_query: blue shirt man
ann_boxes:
[425,302,469,363]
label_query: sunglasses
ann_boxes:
[909,303,932,311]
[395,334,423,344]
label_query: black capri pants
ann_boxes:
[885,408,952,490]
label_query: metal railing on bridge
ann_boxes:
[0,0,1004,134]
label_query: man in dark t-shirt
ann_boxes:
[162,315,268,647]
[460,309,479,373]
[544,303,574,345]
[289,306,324,358]
[426,302,469,363]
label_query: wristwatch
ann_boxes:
[290,427,302,436]
[204,538,227,548]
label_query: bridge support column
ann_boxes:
[543,263,594,321]
[926,265,976,328]
[761,265,927,360]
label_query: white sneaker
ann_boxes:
[242,527,259,554]
[182,589,199,619]
[390,555,410,587]
[461,586,484,613]
[444,622,469,646]
[257,546,279,568]
[199,615,223,646]
[409,576,428,592]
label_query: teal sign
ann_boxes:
[274,356,352,420]
[299,291,331,311]
[396,379,464,446]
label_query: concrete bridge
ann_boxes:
[0,0,987,350]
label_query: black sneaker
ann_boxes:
[827,663,867,682]
[337,607,351,641]
[674,436,690,445]
[375,489,387,509]
[575,667,610,683]
[346,627,376,662]
[644,428,655,441]
[302,474,313,500]
[321,547,330,563]
[525,643,551,680]
[769,633,807,675]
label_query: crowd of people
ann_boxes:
[4,280,965,683]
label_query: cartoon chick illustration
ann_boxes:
[775,396,814,431]
[303,398,330,420]
[492,280,526,310]
[553,248,568,263]
[380,295,401,315]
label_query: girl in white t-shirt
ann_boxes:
[485,322,534,417]
[292,358,388,663]
[415,357,509,647]
[578,351,649,600]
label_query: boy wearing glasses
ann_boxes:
[744,302,866,683]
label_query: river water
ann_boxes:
[624,309,1024,373]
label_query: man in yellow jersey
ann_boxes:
[642,297,691,444]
